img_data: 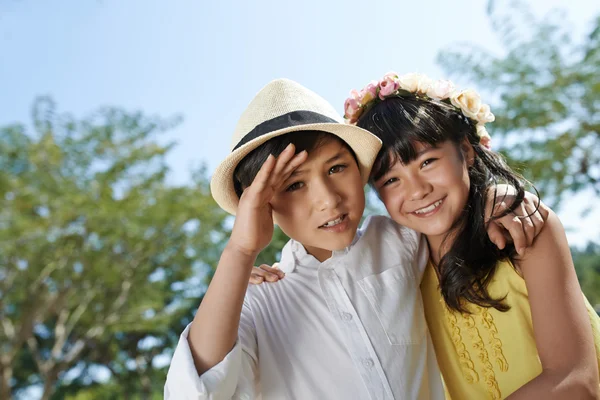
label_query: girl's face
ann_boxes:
[374,140,473,246]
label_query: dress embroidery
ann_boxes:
[477,305,509,372]
[462,311,502,400]
[442,301,479,383]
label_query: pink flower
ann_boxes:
[349,89,361,101]
[344,97,362,123]
[378,76,399,100]
[480,135,492,150]
[359,81,379,104]
[476,125,492,150]
[383,71,399,80]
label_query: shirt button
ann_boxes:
[362,358,375,368]
[342,312,353,321]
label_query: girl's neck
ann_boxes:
[426,233,455,266]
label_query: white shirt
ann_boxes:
[164,216,444,400]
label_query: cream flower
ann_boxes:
[450,89,482,119]
[426,79,456,100]
[476,103,495,124]
[397,73,421,92]
[397,73,432,95]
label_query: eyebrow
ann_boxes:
[416,146,436,157]
[289,150,348,177]
[374,146,436,184]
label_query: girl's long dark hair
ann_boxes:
[357,96,533,313]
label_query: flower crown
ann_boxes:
[343,72,494,149]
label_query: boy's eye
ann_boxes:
[421,158,437,168]
[286,182,304,192]
[329,164,347,174]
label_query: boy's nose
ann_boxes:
[311,181,342,211]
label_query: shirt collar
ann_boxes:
[277,227,364,274]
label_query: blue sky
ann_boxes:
[1,0,599,246]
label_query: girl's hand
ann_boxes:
[249,263,286,284]
[228,144,307,257]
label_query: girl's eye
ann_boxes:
[286,182,304,192]
[382,177,399,187]
[329,164,347,174]
[421,158,437,168]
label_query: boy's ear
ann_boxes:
[460,138,476,167]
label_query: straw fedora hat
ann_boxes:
[210,78,382,215]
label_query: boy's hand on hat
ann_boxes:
[229,144,308,258]
[249,263,285,285]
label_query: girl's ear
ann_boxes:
[460,138,476,167]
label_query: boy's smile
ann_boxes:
[269,138,365,262]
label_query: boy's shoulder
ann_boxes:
[359,215,420,247]
[347,215,423,279]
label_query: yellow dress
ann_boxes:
[420,259,600,400]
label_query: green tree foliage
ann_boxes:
[437,0,599,208]
[0,98,229,399]
[573,243,600,309]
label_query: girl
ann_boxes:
[346,72,600,399]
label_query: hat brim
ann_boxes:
[210,123,382,215]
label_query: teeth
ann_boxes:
[322,216,343,227]
[415,200,443,215]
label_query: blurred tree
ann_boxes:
[573,243,600,309]
[0,98,229,399]
[437,0,599,209]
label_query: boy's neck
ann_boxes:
[302,243,333,263]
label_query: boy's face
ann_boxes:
[269,138,365,262]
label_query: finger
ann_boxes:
[513,202,535,247]
[537,199,550,221]
[490,200,509,219]
[523,199,544,238]
[271,143,297,178]
[258,263,285,278]
[249,274,265,285]
[498,215,526,256]
[523,191,550,220]
[273,149,307,181]
[250,154,277,192]
[252,266,282,282]
[270,151,309,192]
[278,151,308,181]
[486,222,506,250]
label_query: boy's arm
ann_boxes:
[188,244,260,374]
[164,302,260,400]
[186,145,307,374]
[485,185,550,255]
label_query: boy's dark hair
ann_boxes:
[357,95,536,314]
[233,131,358,198]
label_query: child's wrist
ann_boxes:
[225,241,260,261]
